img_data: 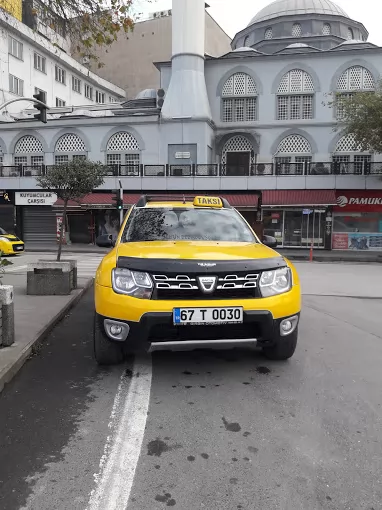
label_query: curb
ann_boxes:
[283,255,382,263]
[0,278,94,395]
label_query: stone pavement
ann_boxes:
[0,271,93,393]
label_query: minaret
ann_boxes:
[161,0,212,120]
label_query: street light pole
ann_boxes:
[0,97,50,112]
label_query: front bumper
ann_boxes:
[96,311,300,352]
[1,242,24,255]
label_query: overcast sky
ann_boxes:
[137,0,382,45]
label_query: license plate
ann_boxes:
[15,246,23,251]
[173,307,243,325]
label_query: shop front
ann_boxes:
[332,191,382,251]
[15,192,58,243]
[262,190,336,249]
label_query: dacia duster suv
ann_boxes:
[94,195,301,365]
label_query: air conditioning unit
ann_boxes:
[82,55,90,65]
[167,9,172,15]
[157,88,165,109]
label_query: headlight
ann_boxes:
[112,268,153,299]
[0,237,9,242]
[259,267,292,297]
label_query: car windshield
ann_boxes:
[0,227,7,235]
[124,207,257,243]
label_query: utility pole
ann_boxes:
[118,179,124,227]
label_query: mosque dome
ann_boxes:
[248,0,349,26]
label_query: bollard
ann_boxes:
[0,285,14,347]
[309,241,314,262]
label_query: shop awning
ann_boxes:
[55,193,260,208]
[263,190,337,207]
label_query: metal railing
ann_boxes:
[0,162,381,178]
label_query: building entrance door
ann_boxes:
[226,152,250,176]
[283,209,325,248]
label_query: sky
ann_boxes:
[135,0,382,46]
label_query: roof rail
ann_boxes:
[135,194,232,208]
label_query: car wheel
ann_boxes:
[94,313,124,365]
[262,327,298,361]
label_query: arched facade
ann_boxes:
[275,134,312,175]
[14,135,45,173]
[332,133,371,174]
[220,134,256,176]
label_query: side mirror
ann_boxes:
[96,234,114,248]
[262,235,278,248]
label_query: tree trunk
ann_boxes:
[57,199,68,262]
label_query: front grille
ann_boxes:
[152,272,260,300]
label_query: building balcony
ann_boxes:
[1,162,381,191]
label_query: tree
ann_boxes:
[333,86,382,152]
[19,0,152,67]
[36,160,105,261]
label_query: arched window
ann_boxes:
[265,27,273,39]
[277,69,314,120]
[336,66,375,120]
[221,135,255,176]
[222,73,258,123]
[243,36,249,47]
[106,132,140,175]
[14,135,44,175]
[347,27,354,40]
[54,134,87,164]
[322,23,331,35]
[275,134,312,175]
[332,134,371,174]
[292,23,302,37]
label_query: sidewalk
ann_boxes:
[0,272,93,393]
[279,249,382,263]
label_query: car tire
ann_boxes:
[94,313,124,366]
[262,327,298,361]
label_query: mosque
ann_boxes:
[1,0,382,251]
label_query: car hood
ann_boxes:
[0,234,18,241]
[116,241,279,261]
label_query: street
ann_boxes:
[0,262,382,510]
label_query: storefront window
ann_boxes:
[333,212,382,250]
[263,210,283,244]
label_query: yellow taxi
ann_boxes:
[0,227,25,255]
[94,195,301,365]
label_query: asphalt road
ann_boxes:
[0,265,382,510]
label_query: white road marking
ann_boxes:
[86,355,152,510]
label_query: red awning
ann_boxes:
[262,190,337,207]
[55,193,259,208]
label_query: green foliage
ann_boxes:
[333,86,382,153]
[23,0,154,65]
[36,159,105,202]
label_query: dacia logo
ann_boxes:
[197,276,217,294]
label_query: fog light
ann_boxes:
[280,316,298,336]
[104,319,129,341]
[110,325,122,336]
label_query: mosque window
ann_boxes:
[292,23,302,37]
[322,23,331,36]
[244,36,249,46]
[14,135,45,169]
[106,132,141,171]
[264,27,273,39]
[347,27,354,40]
[222,73,258,123]
[336,66,375,120]
[54,134,87,164]
[274,135,312,174]
[332,134,371,174]
[277,69,314,120]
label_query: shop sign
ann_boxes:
[333,232,382,251]
[56,215,66,244]
[335,191,382,212]
[302,209,313,215]
[332,233,349,250]
[15,192,58,206]
[175,152,191,159]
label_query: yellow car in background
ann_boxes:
[0,228,25,255]
[94,195,301,365]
